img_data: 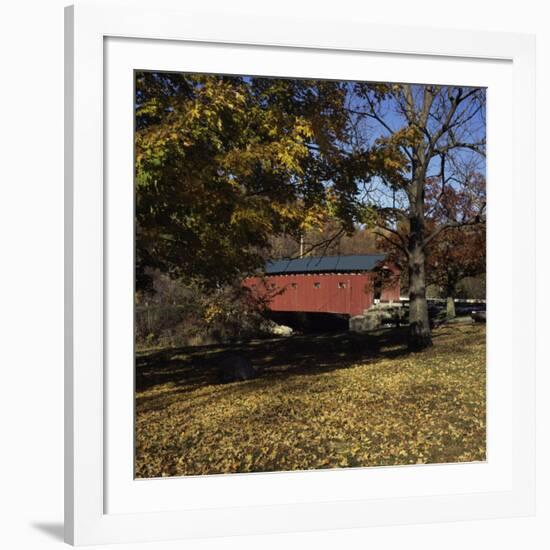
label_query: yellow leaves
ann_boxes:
[229,204,273,235]
[385,125,424,148]
[203,303,224,325]
[299,202,329,232]
[136,74,367,290]
[135,324,486,478]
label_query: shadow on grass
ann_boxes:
[135,327,417,395]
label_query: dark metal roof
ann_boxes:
[265,254,387,275]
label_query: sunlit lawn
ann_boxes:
[135,323,486,478]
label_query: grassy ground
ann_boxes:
[135,323,486,478]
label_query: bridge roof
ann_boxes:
[265,254,387,275]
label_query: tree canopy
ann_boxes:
[135,72,362,292]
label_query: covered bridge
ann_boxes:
[243,254,400,317]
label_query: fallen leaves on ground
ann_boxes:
[135,324,486,477]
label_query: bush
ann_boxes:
[135,271,267,349]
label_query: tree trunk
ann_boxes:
[406,138,432,350]
[446,295,456,320]
[407,211,433,350]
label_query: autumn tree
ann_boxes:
[350,84,486,349]
[135,72,356,293]
[425,174,486,319]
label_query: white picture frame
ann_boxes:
[65,0,536,545]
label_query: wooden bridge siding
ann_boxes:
[244,273,399,316]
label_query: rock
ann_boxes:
[349,312,381,332]
[362,303,407,327]
[349,315,366,333]
[261,320,293,337]
[218,354,259,383]
[270,323,293,337]
[350,303,409,333]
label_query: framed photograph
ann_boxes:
[65,0,535,545]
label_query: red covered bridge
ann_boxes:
[243,254,400,317]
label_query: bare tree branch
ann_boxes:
[287,226,348,260]
[423,208,486,249]
[374,229,410,258]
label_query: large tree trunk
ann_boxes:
[408,245,433,350]
[407,205,433,350]
[404,105,434,351]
